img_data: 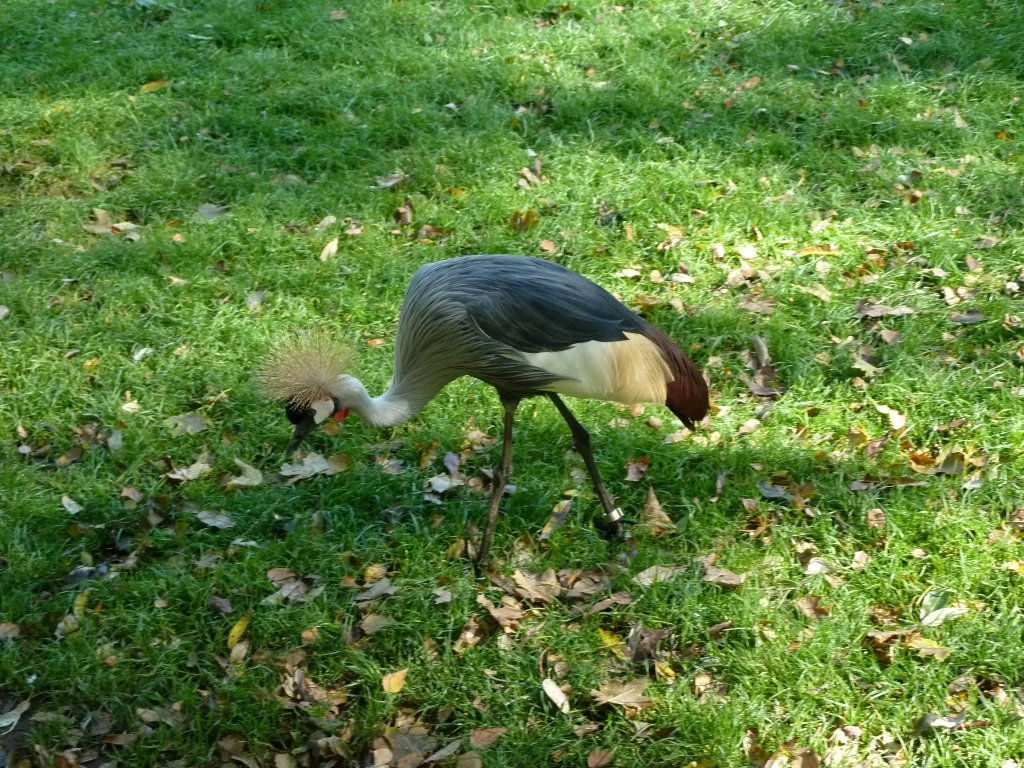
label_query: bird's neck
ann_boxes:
[337,377,418,428]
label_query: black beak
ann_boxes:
[286,413,319,453]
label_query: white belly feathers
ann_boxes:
[519,332,671,405]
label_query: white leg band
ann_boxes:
[606,508,624,523]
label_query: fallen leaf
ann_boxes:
[61,494,83,515]
[0,622,20,639]
[795,594,830,620]
[356,576,399,604]
[140,79,168,92]
[907,633,952,660]
[208,595,233,613]
[875,405,906,432]
[702,565,746,588]
[641,487,673,536]
[319,238,339,262]
[738,418,761,435]
[951,310,986,325]
[856,300,916,318]
[590,679,653,709]
[165,452,212,483]
[795,283,833,302]
[866,507,886,529]
[226,459,263,490]
[542,678,570,713]
[632,564,686,586]
[328,8,348,20]
[166,412,210,436]
[197,510,236,529]
[508,207,539,231]
[587,748,613,768]
[195,203,228,221]
[280,453,350,482]
[512,568,561,603]
[381,668,408,694]
[422,739,463,764]
[469,727,507,750]
[456,753,483,768]
[227,614,251,649]
[625,456,650,481]
[477,594,524,631]
[739,295,776,314]
[372,172,409,189]
[453,615,486,655]
[360,614,394,635]
[55,444,83,468]
[246,290,267,310]
[919,589,969,626]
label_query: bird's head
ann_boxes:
[257,333,355,452]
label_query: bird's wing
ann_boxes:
[433,255,644,353]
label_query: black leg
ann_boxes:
[547,394,625,538]
[476,396,519,569]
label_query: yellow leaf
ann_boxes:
[597,628,627,660]
[73,589,90,619]
[140,79,168,93]
[228,613,251,650]
[382,668,408,693]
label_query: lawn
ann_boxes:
[1,0,1023,765]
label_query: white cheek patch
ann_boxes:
[310,399,334,425]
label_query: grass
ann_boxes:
[1,0,1023,765]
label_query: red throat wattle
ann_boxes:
[333,408,350,422]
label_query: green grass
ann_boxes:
[2,0,1024,765]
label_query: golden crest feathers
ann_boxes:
[257,332,352,407]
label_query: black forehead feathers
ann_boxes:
[285,401,310,425]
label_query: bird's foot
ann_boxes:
[596,508,632,540]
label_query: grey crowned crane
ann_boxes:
[259,254,708,564]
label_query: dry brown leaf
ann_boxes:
[866,507,886,529]
[165,452,212,483]
[738,418,761,435]
[590,678,653,709]
[355,576,399,604]
[280,453,350,482]
[702,565,746,588]
[641,487,673,536]
[456,752,483,768]
[360,614,394,635]
[476,594,524,631]
[875,404,906,432]
[795,594,830,620]
[453,615,486,655]
[587,748,613,768]
[632,564,686,586]
[226,459,263,490]
[625,455,650,481]
[512,568,561,603]
[856,300,915,318]
[469,727,507,750]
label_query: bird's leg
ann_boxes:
[475,396,519,569]
[547,394,626,539]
